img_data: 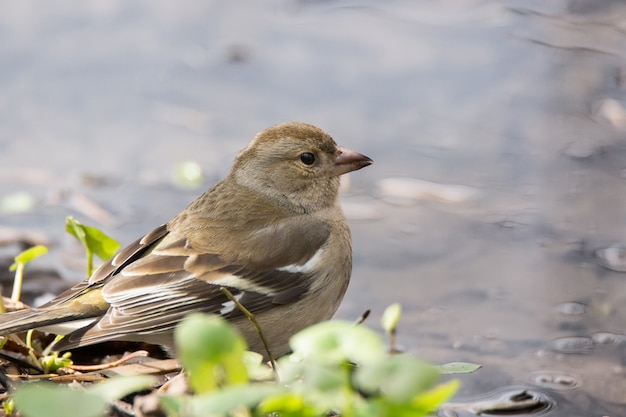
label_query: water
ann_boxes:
[1,1,625,415]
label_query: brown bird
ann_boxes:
[0,122,372,357]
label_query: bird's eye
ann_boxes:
[300,152,315,165]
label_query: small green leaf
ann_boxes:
[258,392,308,416]
[159,395,185,417]
[2,398,15,416]
[241,351,274,381]
[279,359,347,392]
[411,379,459,411]
[9,245,48,302]
[40,352,73,374]
[188,384,283,417]
[289,320,385,364]
[175,313,248,393]
[90,375,156,401]
[13,376,156,417]
[13,245,48,266]
[13,383,106,417]
[65,216,120,261]
[65,216,87,245]
[358,380,459,417]
[176,313,247,361]
[355,356,439,403]
[9,245,48,271]
[436,362,482,375]
[381,303,402,335]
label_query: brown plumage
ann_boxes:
[0,122,372,357]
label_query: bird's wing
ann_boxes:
[58,215,331,347]
[39,224,170,308]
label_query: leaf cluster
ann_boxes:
[12,315,460,417]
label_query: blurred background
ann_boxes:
[1,1,626,415]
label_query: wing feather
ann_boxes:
[54,203,332,350]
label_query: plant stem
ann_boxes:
[11,263,24,302]
[86,250,93,277]
[220,287,279,378]
[389,328,396,354]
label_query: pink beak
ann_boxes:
[332,147,373,176]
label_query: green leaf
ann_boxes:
[381,303,402,334]
[13,245,48,266]
[241,351,274,381]
[2,398,14,416]
[274,358,352,414]
[90,375,156,401]
[436,362,482,375]
[65,216,120,261]
[258,392,309,416]
[360,380,459,417]
[13,377,157,417]
[289,320,385,364]
[13,383,106,417]
[40,352,73,374]
[411,379,459,411]
[354,356,439,403]
[187,384,284,417]
[278,359,347,392]
[9,245,49,302]
[175,313,248,393]
[159,395,185,416]
[9,245,48,271]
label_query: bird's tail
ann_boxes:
[0,306,97,337]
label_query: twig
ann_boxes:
[0,351,42,372]
[220,287,278,379]
[69,350,149,372]
[109,399,136,417]
[355,309,370,325]
[0,369,16,392]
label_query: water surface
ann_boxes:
[1,1,625,415]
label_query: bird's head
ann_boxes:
[231,122,372,212]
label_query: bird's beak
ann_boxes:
[332,147,373,176]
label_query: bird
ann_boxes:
[0,122,372,358]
